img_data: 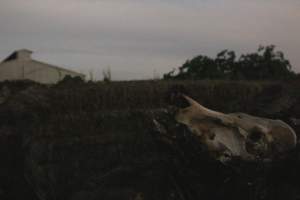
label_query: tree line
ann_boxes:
[163,45,298,80]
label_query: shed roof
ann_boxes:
[2,49,33,63]
[1,49,85,78]
[31,60,85,77]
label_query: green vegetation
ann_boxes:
[164,45,297,80]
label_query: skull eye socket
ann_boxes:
[249,129,263,141]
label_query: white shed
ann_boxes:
[0,49,85,84]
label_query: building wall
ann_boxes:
[0,60,84,84]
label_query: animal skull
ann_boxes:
[174,94,297,162]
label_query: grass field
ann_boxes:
[0,79,300,200]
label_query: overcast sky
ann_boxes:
[0,0,299,80]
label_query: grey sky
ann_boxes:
[0,0,299,80]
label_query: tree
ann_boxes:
[163,45,297,80]
[215,50,237,79]
[238,45,295,80]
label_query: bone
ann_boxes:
[175,95,297,162]
[182,94,225,117]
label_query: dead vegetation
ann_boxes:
[0,79,300,200]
